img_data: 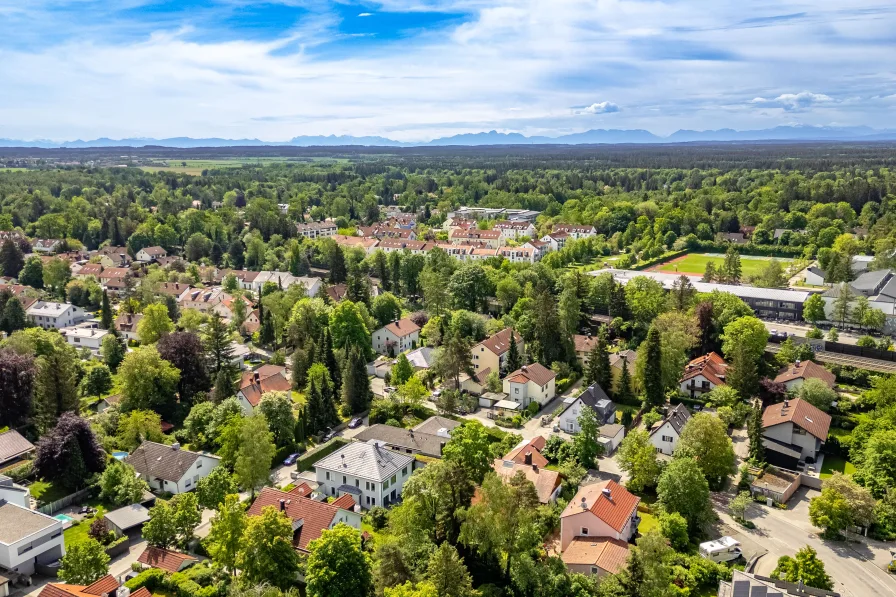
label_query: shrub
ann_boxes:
[7,460,33,482]
[365,506,389,531]
[125,568,167,592]
[526,402,540,417]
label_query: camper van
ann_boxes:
[699,536,742,563]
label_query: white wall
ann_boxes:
[316,462,414,509]
[148,454,220,494]
[559,399,585,434]
[763,422,821,460]
[649,422,679,456]
[0,517,64,575]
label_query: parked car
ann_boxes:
[699,537,742,563]
[348,417,363,429]
[283,453,300,466]
[323,427,336,441]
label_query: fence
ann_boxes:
[36,487,93,515]
[770,334,896,363]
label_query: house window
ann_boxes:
[591,566,600,575]
[326,472,330,481]
[514,388,519,395]
[402,467,408,476]
[384,479,390,489]
[581,527,589,535]
[343,476,347,484]
[355,479,360,487]
[197,461,202,468]
[795,427,806,435]
[662,435,673,442]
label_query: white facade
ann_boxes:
[678,373,718,397]
[558,397,588,434]
[763,422,823,461]
[649,420,681,455]
[0,502,65,576]
[803,268,826,286]
[502,376,555,408]
[314,442,416,509]
[61,324,109,356]
[26,301,89,329]
[248,272,321,297]
[372,325,420,356]
[494,222,536,241]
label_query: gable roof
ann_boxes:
[476,328,522,356]
[680,352,728,386]
[39,576,120,597]
[354,424,447,458]
[573,334,598,354]
[139,246,167,257]
[137,546,196,573]
[125,441,216,482]
[561,537,630,574]
[561,480,640,533]
[609,349,637,369]
[493,459,561,504]
[238,366,291,407]
[773,360,836,388]
[247,486,353,551]
[503,437,549,468]
[762,398,831,441]
[380,317,420,338]
[314,441,415,482]
[650,403,691,437]
[0,430,35,463]
[505,363,556,386]
[115,313,144,333]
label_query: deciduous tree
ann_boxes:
[616,430,660,492]
[57,539,109,585]
[306,524,372,597]
[771,546,833,591]
[207,494,246,575]
[119,346,180,418]
[138,303,174,345]
[657,458,711,532]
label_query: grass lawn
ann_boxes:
[655,253,793,277]
[616,403,638,421]
[63,506,109,547]
[28,480,72,504]
[820,454,856,479]
[638,511,658,534]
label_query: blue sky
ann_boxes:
[0,0,894,141]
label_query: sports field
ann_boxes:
[654,253,794,277]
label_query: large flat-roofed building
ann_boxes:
[590,269,810,321]
[447,207,541,222]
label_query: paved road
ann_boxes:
[714,487,896,597]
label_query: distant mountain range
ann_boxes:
[2,125,896,149]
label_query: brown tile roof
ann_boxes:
[238,366,291,407]
[561,480,639,534]
[0,430,35,463]
[124,441,206,482]
[476,328,522,357]
[382,317,420,338]
[762,398,832,441]
[99,267,130,279]
[157,282,191,297]
[130,589,151,597]
[505,363,556,387]
[288,482,314,498]
[503,437,549,468]
[680,352,728,386]
[774,360,836,388]
[493,459,560,504]
[137,546,196,573]
[247,487,353,551]
[573,334,597,354]
[609,349,637,369]
[140,246,167,256]
[114,313,142,332]
[561,537,630,574]
[326,283,348,302]
[40,575,120,597]
[77,264,104,276]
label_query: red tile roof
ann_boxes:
[680,352,728,386]
[503,437,549,468]
[774,360,836,388]
[762,398,831,441]
[476,328,522,357]
[40,575,119,597]
[247,487,354,551]
[382,317,420,338]
[573,334,597,354]
[505,363,556,387]
[562,480,639,534]
[238,366,292,407]
[561,537,630,574]
[83,576,119,596]
[137,546,196,573]
[493,458,561,504]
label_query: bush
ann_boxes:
[7,460,33,483]
[294,438,349,472]
[385,418,402,428]
[125,568,167,592]
[364,506,389,531]
[526,402,540,417]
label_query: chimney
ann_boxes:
[171,442,180,450]
[783,399,789,408]
[602,488,612,499]
[279,499,286,512]
[580,497,587,510]
[524,451,532,465]
[532,464,538,472]
[254,372,260,384]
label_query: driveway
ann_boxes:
[714,487,896,597]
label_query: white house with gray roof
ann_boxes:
[125,441,220,495]
[26,301,89,329]
[649,403,691,455]
[314,440,416,509]
[0,499,64,576]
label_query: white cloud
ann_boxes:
[357,12,373,17]
[581,101,620,114]
[750,91,834,111]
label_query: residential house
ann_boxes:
[333,235,380,255]
[98,267,133,291]
[26,301,89,329]
[719,232,747,244]
[295,221,337,239]
[0,285,39,311]
[314,440,416,508]
[540,232,569,251]
[503,436,549,468]
[372,317,421,356]
[411,416,462,436]
[156,282,192,302]
[803,266,827,286]
[247,485,361,552]
[561,537,630,578]
[0,431,35,470]
[95,246,132,268]
[125,441,221,494]
[0,475,30,508]
[354,424,451,458]
[404,346,435,371]
[247,272,321,298]
[38,576,132,597]
[357,226,418,241]
[560,479,640,551]
[573,334,598,368]
[502,363,556,408]
[599,424,625,454]
[137,546,197,573]
[522,240,550,260]
[73,263,104,280]
[493,221,536,241]
[325,283,348,303]
[649,403,691,455]
[492,459,561,504]
[115,313,143,342]
[448,229,503,248]
[178,287,230,313]
[556,383,616,433]
[468,247,498,260]
[679,352,728,398]
[60,322,109,356]
[472,328,524,376]
[236,365,292,414]
[773,360,836,391]
[136,246,167,262]
[32,239,63,254]
[498,246,536,264]
[0,500,64,575]
[762,398,831,468]
[821,269,896,330]
[609,350,638,394]
[552,224,597,240]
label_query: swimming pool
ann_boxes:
[112,451,128,460]
[54,514,75,523]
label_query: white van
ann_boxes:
[699,536,742,563]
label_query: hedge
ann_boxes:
[686,239,804,258]
[295,437,349,472]
[125,568,167,592]
[632,250,688,271]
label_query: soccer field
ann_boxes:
[655,253,793,277]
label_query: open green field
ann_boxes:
[0,167,27,172]
[655,253,793,277]
[140,156,351,175]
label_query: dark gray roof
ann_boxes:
[650,403,691,437]
[721,571,840,597]
[411,416,461,436]
[354,424,447,458]
[806,266,825,278]
[851,269,891,294]
[0,430,35,464]
[874,276,896,302]
[125,441,214,482]
[104,504,151,530]
[337,484,363,495]
[599,424,625,439]
[556,383,615,421]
